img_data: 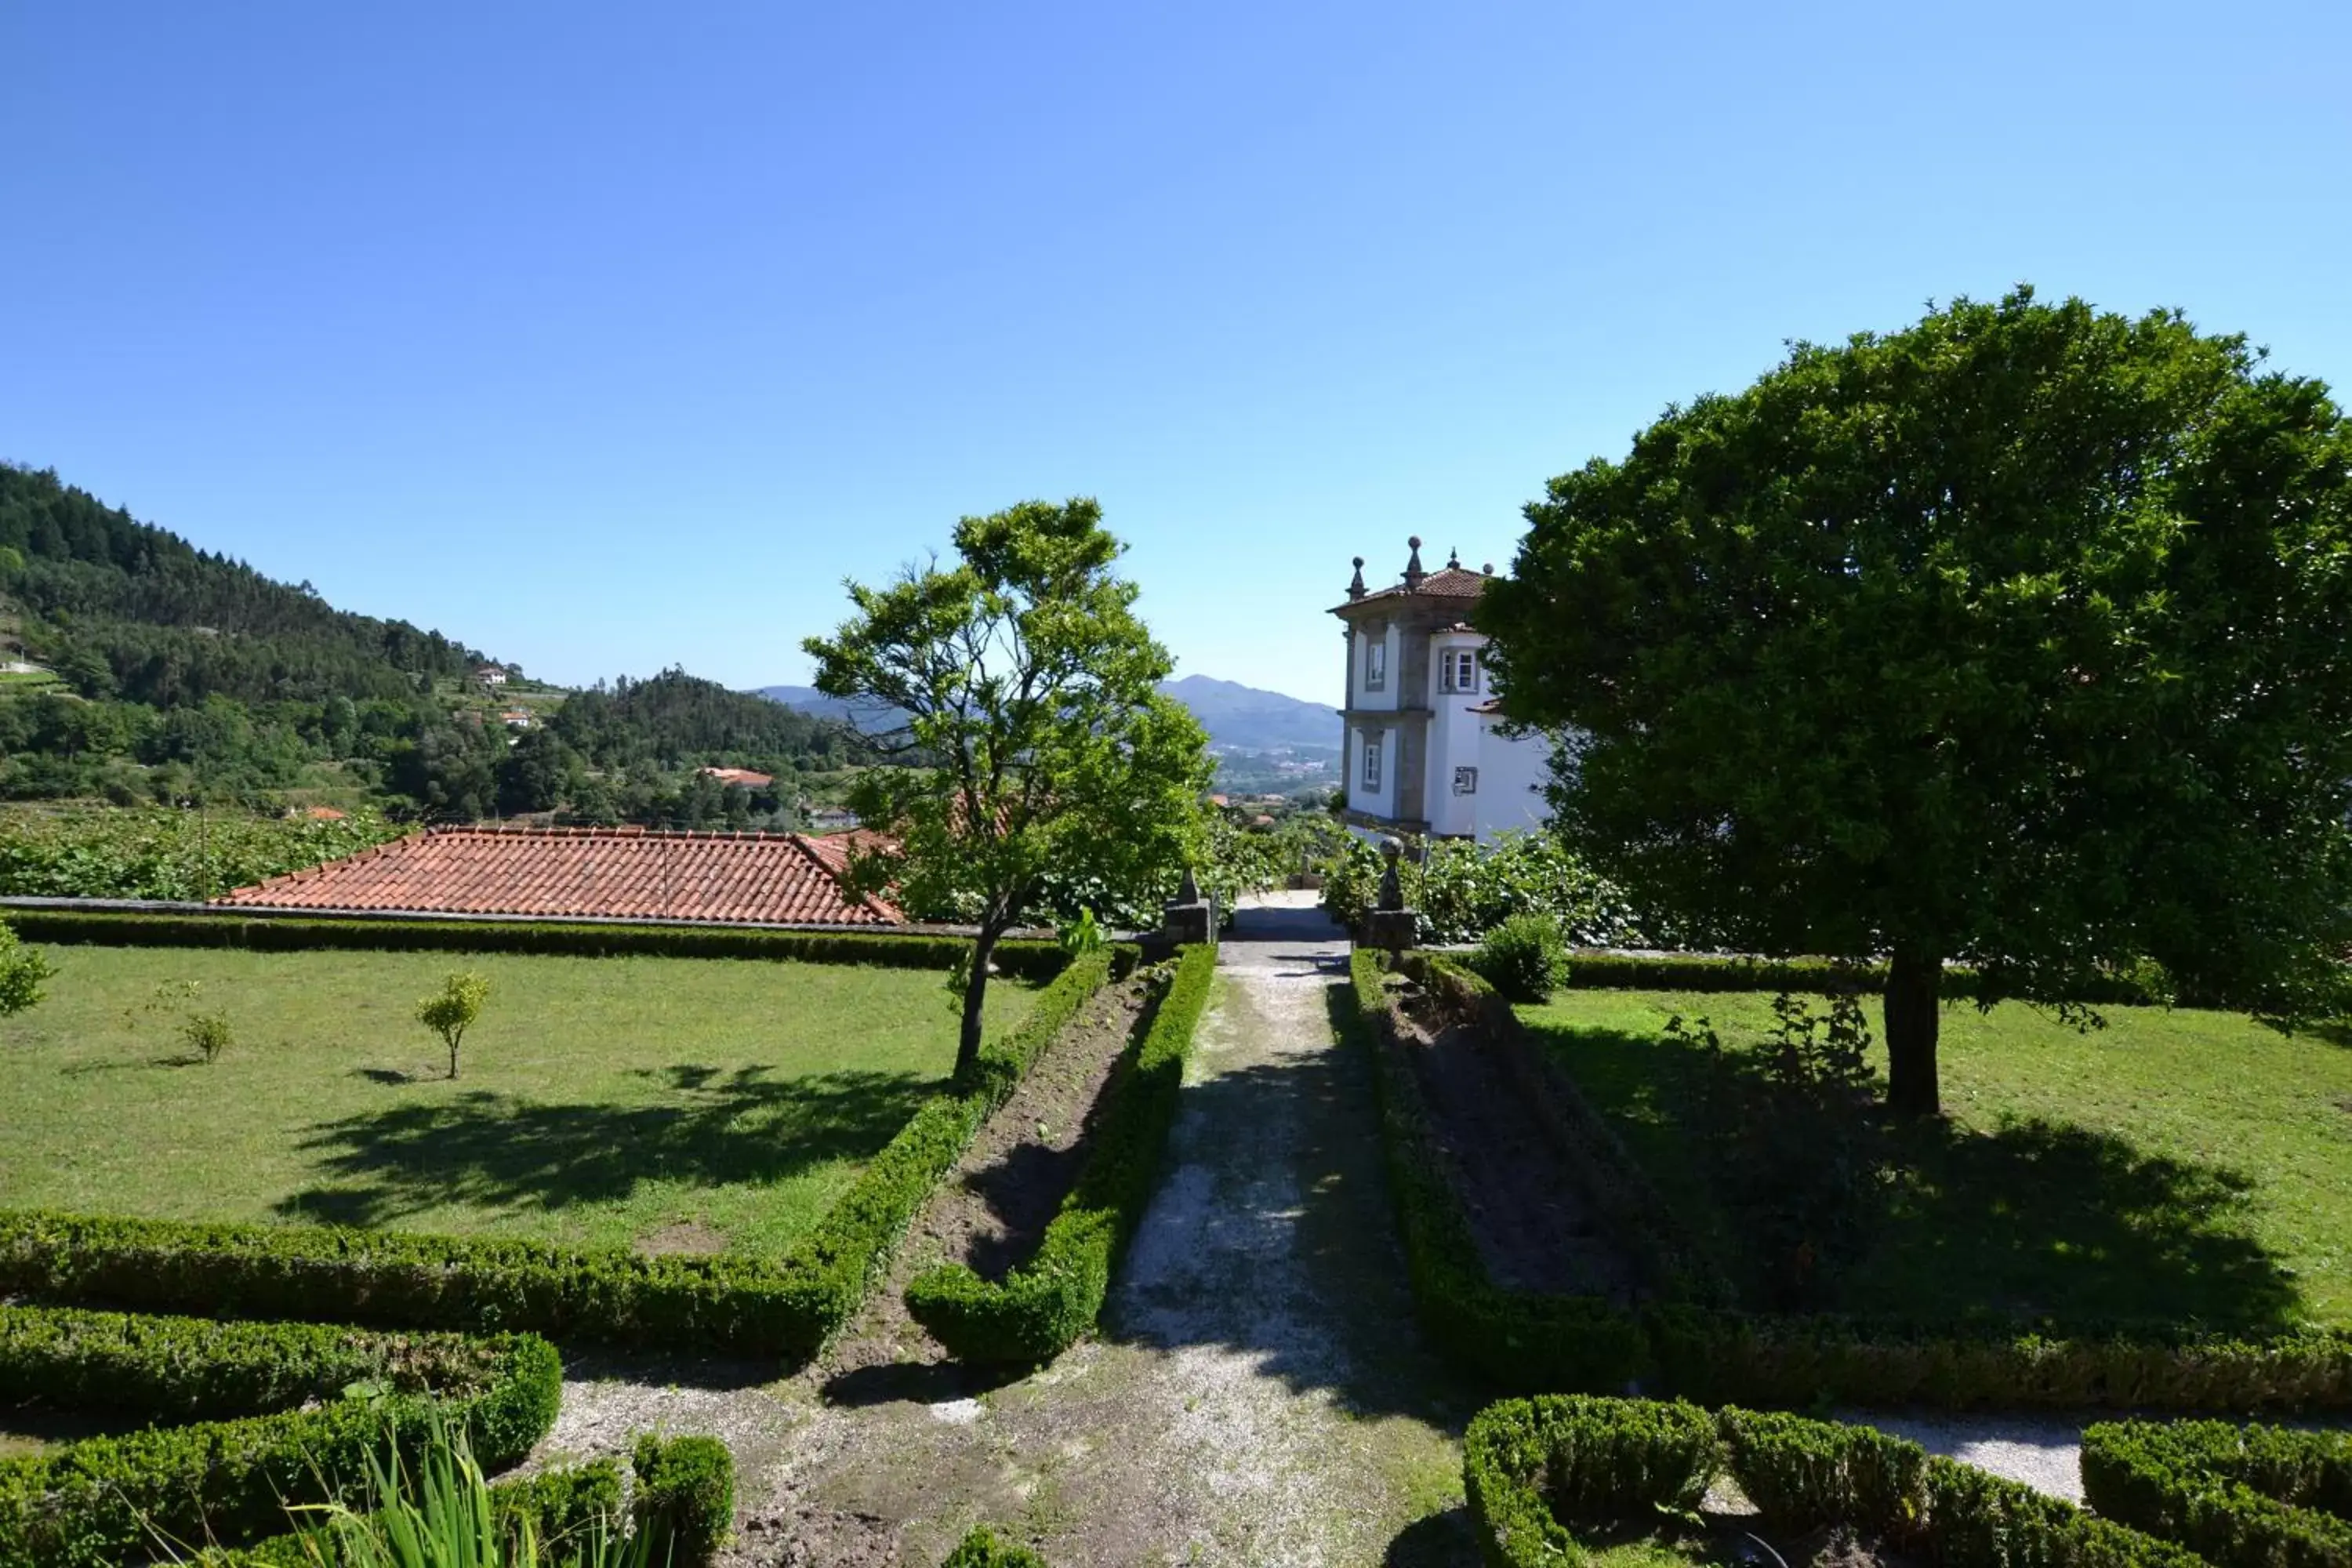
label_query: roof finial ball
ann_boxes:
[1346,556,1367,601]
[1403,535,1425,589]
[1447,546,1461,570]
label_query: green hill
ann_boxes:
[0,464,865,826]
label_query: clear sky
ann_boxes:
[5,3,2346,708]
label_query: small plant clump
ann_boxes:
[1472,911,1570,1002]
[416,971,491,1080]
[0,920,55,1023]
[132,978,232,1063]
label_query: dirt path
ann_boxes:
[535,898,1477,1566]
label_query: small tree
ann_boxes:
[804,498,1212,1080]
[1481,288,2352,1115]
[416,972,490,1080]
[0,921,55,1024]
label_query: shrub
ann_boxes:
[0,920,51,1022]
[0,948,1122,1362]
[0,1305,560,1568]
[1322,829,1648,947]
[631,1432,735,1566]
[907,945,1215,1363]
[2082,1419,2352,1568]
[1465,1396,2201,1568]
[416,970,491,1079]
[941,1526,1051,1566]
[1470,912,1569,1002]
[183,1009,234,1062]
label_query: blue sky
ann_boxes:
[5,2,2347,707]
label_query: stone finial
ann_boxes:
[1483,562,1494,575]
[1346,556,1367,601]
[1447,546,1461,570]
[1176,864,1202,904]
[1403,536,1425,590]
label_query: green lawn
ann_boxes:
[1519,989,2352,1330]
[0,946,1038,1259]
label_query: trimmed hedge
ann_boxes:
[942,1525,1052,1566]
[0,1305,561,1568]
[1465,1396,2202,1568]
[632,1432,736,1566]
[198,1459,627,1567]
[1555,950,2169,1006]
[1356,949,2352,1410]
[906,946,1216,1363]
[1346,949,1653,1392]
[0,905,1104,981]
[0,947,1121,1363]
[2082,1419,2352,1568]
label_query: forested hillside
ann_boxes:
[0,464,867,826]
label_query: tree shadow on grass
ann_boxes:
[274,1063,931,1230]
[1523,1019,2306,1334]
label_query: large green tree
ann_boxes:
[804,498,1211,1080]
[1480,289,2352,1116]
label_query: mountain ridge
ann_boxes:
[754,673,1338,757]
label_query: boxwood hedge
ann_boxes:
[0,905,1099,980]
[906,945,1214,1363]
[2082,1418,2352,1568]
[0,1304,561,1568]
[0,947,1120,1363]
[1354,949,2352,1410]
[1467,1396,2201,1568]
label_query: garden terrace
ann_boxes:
[0,945,1040,1258]
[1519,986,2352,1333]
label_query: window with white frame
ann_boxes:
[1364,637,1386,691]
[1362,737,1383,793]
[1441,648,1479,693]
[1453,766,1479,795]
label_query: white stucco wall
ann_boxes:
[1474,715,1552,843]
[1425,632,1485,838]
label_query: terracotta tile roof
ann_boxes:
[1352,566,1493,603]
[698,767,775,788]
[216,826,902,926]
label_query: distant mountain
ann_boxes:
[1157,674,1337,755]
[753,684,906,731]
[757,674,1338,757]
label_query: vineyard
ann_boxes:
[0,805,404,902]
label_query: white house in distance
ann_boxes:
[1331,538,1550,845]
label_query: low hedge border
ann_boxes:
[0,1305,561,1568]
[199,1432,736,1567]
[1350,949,2352,1410]
[1345,948,1653,1392]
[906,945,1215,1363]
[1552,950,2197,1007]
[0,905,1108,982]
[1465,1395,2202,1568]
[942,1525,1052,1566]
[1398,951,1730,1305]
[0,947,1122,1363]
[2082,1418,2352,1568]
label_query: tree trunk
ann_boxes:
[1882,946,1941,1116]
[448,1034,461,1080]
[955,929,997,1083]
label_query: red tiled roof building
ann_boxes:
[216,826,902,927]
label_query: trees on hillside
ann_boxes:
[804,498,1211,1080]
[1479,288,2352,1116]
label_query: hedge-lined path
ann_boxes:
[604,893,1472,1566]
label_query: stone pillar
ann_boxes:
[1160,864,1217,948]
[1359,837,1418,954]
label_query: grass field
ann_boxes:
[0,946,1040,1258]
[1519,989,2352,1330]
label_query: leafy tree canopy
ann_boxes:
[804,497,1211,1077]
[1480,288,2352,1114]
